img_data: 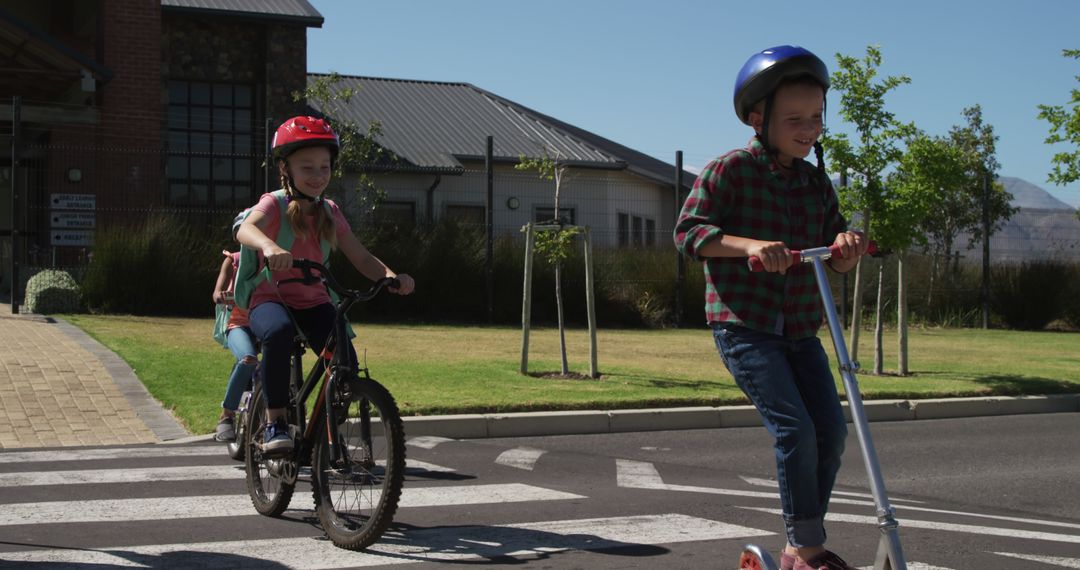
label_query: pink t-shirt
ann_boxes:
[248,192,352,310]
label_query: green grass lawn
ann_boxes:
[62,314,1080,436]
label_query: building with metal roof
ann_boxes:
[309,74,693,248]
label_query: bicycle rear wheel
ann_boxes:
[244,386,296,516]
[312,378,406,550]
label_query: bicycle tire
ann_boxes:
[244,386,296,516]
[311,378,406,550]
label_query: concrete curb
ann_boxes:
[401,394,1080,439]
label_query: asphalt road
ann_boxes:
[0,413,1076,569]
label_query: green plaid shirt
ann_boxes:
[674,138,847,339]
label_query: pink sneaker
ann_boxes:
[795,550,857,570]
[780,551,796,570]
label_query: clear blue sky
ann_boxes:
[307,0,1080,206]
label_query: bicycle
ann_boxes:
[242,259,407,551]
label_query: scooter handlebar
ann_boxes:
[748,241,878,273]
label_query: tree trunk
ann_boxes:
[898,251,909,375]
[873,258,884,375]
[848,208,872,361]
[555,264,569,375]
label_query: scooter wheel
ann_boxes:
[739,545,778,570]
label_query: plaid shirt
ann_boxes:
[674,138,847,339]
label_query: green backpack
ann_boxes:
[232,189,336,311]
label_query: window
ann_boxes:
[617,213,629,247]
[618,212,657,248]
[376,201,416,227]
[534,207,575,225]
[445,204,485,227]
[167,81,254,209]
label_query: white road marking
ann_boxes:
[739,475,925,504]
[405,459,455,473]
[407,436,454,449]
[0,513,771,567]
[495,447,547,470]
[993,552,1080,568]
[623,462,1080,532]
[0,465,244,487]
[0,446,223,463]
[743,507,1080,544]
[0,483,583,526]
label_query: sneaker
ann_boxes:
[214,417,236,442]
[796,550,857,570]
[780,551,796,570]
[263,418,293,455]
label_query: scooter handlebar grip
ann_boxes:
[747,252,802,273]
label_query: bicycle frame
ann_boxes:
[280,260,397,470]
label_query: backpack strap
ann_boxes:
[232,190,337,310]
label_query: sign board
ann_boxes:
[51,211,95,229]
[51,230,94,247]
[50,193,96,210]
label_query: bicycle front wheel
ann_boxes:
[312,378,406,550]
[244,386,296,516]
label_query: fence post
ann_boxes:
[10,96,20,314]
[674,150,684,326]
[520,222,535,374]
[485,135,494,323]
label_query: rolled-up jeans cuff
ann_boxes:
[784,514,825,548]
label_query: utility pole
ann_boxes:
[981,171,990,329]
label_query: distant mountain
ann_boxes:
[1000,176,1075,211]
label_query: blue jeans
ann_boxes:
[222,327,257,412]
[247,302,357,410]
[712,324,847,548]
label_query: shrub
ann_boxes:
[24,269,83,314]
[990,260,1072,330]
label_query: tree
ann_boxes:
[918,107,1014,292]
[886,133,966,374]
[821,45,914,363]
[517,148,581,376]
[295,73,389,221]
[1038,49,1080,192]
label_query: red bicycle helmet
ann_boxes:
[271,116,340,162]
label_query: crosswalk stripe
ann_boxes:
[0,446,223,464]
[0,465,244,486]
[0,513,771,568]
[0,483,584,526]
[743,507,1080,545]
[858,564,954,570]
[993,552,1080,568]
[495,447,547,470]
[406,436,453,449]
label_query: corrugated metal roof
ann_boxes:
[161,0,323,26]
[307,74,628,174]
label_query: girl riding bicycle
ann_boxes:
[235,115,415,456]
[211,248,257,442]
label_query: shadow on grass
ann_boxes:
[969,374,1079,396]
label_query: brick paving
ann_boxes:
[0,304,189,449]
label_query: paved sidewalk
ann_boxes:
[0,303,188,449]
[0,302,1077,449]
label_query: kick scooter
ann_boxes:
[739,242,907,570]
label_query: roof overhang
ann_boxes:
[0,6,113,97]
[161,0,324,27]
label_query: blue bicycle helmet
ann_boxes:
[733,45,829,126]
[733,45,831,181]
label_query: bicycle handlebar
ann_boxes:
[276,258,401,301]
[748,241,879,273]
